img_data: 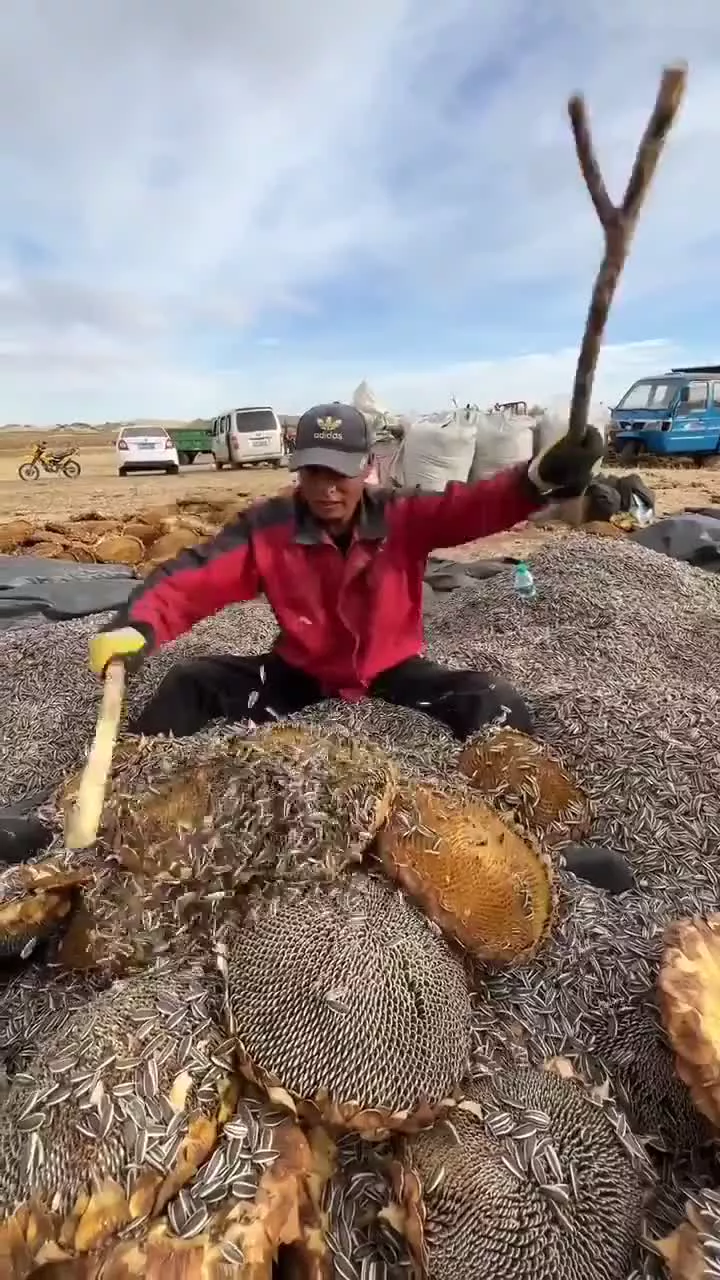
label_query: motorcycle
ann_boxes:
[18,442,82,481]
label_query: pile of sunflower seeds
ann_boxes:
[1,534,720,1275]
[0,598,281,808]
[0,959,232,1217]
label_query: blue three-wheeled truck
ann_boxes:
[610,365,720,465]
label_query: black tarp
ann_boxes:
[630,513,720,572]
[424,556,510,593]
[0,555,137,630]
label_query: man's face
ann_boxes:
[297,464,368,527]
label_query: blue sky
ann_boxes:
[0,0,718,424]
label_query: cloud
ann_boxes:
[0,0,717,422]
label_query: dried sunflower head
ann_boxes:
[0,854,90,961]
[43,1094,327,1280]
[222,871,472,1137]
[54,723,397,977]
[0,959,237,1272]
[377,783,554,963]
[658,914,720,1130]
[458,727,592,846]
[395,1064,650,1280]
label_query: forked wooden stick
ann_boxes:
[566,64,688,442]
[65,660,125,850]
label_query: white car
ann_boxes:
[116,425,180,476]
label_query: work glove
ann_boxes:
[88,624,151,676]
[527,426,605,499]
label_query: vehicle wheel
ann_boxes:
[118,467,127,477]
[617,443,639,463]
[703,454,720,471]
[231,461,244,470]
[62,459,81,477]
[214,458,224,470]
[178,451,189,466]
[18,463,39,481]
[166,465,180,475]
[186,452,197,465]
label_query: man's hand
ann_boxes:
[88,625,149,676]
[528,426,605,498]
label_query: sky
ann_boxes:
[0,1,718,424]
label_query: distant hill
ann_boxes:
[0,415,300,433]
[0,418,193,433]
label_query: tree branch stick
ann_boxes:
[566,64,687,443]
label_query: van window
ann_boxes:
[616,380,675,410]
[713,383,720,408]
[234,409,277,433]
[679,381,708,410]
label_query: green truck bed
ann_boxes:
[167,422,213,464]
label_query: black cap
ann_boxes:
[289,402,373,477]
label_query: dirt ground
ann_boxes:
[1,435,718,560]
[0,443,289,523]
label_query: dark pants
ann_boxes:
[129,653,532,741]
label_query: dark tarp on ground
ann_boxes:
[686,505,720,521]
[0,555,137,630]
[631,513,720,572]
[424,556,510,593]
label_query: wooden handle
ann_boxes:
[65,660,125,850]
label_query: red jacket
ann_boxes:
[122,465,543,700]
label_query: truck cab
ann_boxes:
[611,366,720,461]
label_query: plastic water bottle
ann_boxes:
[513,561,536,603]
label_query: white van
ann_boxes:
[211,406,285,469]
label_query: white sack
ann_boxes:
[468,409,534,481]
[391,407,478,490]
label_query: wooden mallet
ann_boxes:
[64,659,126,850]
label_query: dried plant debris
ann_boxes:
[51,722,396,976]
[458,726,592,846]
[53,1097,326,1280]
[221,872,472,1136]
[377,783,554,962]
[396,1065,651,1280]
[656,1187,720,1280]
[0,960,238,1271]
[658,914,720,1131]
[0,854,91,960]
